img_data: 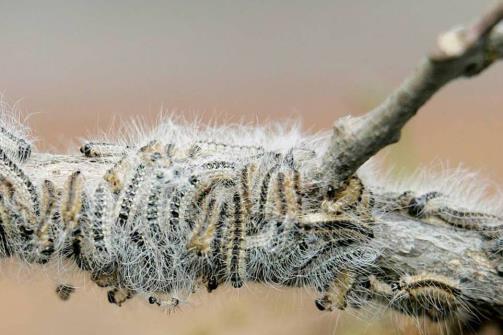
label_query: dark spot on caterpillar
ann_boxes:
[107,290,116,304]
[56,284,75,301]
[314,298,327,311]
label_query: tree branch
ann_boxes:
[321,2,503,188]
[21,153,503,322]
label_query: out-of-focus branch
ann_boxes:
[321,2,503,188]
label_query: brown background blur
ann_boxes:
[0,1,502,334]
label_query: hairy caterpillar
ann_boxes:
[0,105,501,325]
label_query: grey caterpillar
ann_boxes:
[0,107,501,323]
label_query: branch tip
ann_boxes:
[321,2,503,186]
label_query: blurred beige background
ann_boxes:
[0,1,502,334]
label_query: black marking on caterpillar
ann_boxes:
[116,163,146,227]
[187,175,236,249]
[56,284,75,301]
[123,150,162,251]
[284,149,296,169]
[207,202,228,292]
[404,191,503,236]
[148,295,180,308]
[80,142,129,158]
[127,202,149,249]
[146,172,165,244]
[107,288,134,307]
[91,184,110,253]
[200,161,236,170]
[240,164,255,218]
[435,208,503,233]
[193,176,234,212]
[129,230,145,247]
[315,270,356,311]
[168,188,183,232]
[68,192,93,271]
[228,191,245,288]
[39,180,57,228]
[251,163,280,234]
[407,191,443,217]
[275,171,288,217]
[323,176,365,215]
[393,274,461,296]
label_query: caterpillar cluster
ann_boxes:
[0,114,501,322]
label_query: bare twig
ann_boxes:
[321,2,503,189]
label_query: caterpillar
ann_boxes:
[0,110,501,324]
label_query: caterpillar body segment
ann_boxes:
[118,173,168,293]
[382,191,503,238]
[147,294,180,312]
[107,287,135,307]
[80,142,129,158]
[194,141,265,159]
[206,201,229,292]
[87,184,113,258]
[103,153,132,195]
[0,125,32,162]
[35,179,58,263]
[56,284,76,301]
[114,162,147,229]
[315,269,357,311]
[226,190,246,288]
[390,274,465,321]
